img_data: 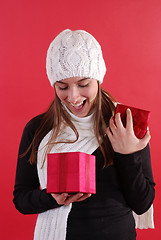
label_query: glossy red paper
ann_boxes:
[115,104,150,139]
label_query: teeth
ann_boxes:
[70,101,84,107]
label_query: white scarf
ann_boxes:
[34,106,154,240]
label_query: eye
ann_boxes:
[79,83,89,88]
[58,86,68,90]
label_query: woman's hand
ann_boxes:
[106,108,151,154]
[51,192,92,206]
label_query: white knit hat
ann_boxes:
[46,29,106,86]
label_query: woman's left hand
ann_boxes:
[106,108,151,154]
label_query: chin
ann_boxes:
[72,111,88,118]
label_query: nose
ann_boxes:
[67,86,80,103]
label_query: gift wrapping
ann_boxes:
[115,104,150,139]
[47,152,96,194]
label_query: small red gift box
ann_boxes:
[115,104,150,139]
[47,152,96,194]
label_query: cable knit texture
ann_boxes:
[46,29,106,86]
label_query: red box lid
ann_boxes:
[115,104,150,139]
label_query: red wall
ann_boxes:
[0,0,160,239]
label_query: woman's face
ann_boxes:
[54,77,98,117]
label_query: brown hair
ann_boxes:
[23,84,116,167]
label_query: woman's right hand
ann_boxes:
[51,192,91,206]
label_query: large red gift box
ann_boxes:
[47,152,96,194]
[115,104,150,139]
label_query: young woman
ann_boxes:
[13,29,155,240]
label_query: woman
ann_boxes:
[13,29,155,240]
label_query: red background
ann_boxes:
[0,0,161,239]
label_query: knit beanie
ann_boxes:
[46,29,106,86]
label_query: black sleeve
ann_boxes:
[114,144,155,215]
[13,116,61,215]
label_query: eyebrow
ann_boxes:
[57,78,89,84]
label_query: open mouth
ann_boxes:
[70,99,87,110]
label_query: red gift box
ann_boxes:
[47,152,96,194]
[115,104,150,139]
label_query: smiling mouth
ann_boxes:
[70,99,87,110]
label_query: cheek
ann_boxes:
[55,89,67,101]
[87,86,98,101]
